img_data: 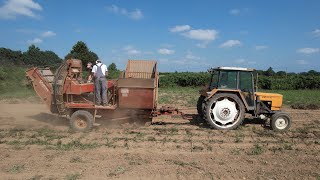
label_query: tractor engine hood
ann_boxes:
[255,92,283,110]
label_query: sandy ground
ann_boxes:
[0,103,319,180]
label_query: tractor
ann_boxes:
[197,67,291,131]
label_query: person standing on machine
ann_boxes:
[92,60,108,106]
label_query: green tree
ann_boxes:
[23,45,62,67]
[107,63,121,79]
[307,70,320,76]
[265,67,275,76]
[276,71,286,77]
[65,41,98,67]
[0,48,23,65]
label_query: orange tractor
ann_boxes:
[197,67,291,131]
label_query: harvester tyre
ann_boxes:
[204,93,245,130]
[197,95,206,119]
[271,112,291,132]
[70,110,94,132]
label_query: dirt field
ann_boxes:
[0,103,319,180]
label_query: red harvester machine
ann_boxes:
[26,59,174,132]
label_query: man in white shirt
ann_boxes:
[92,60,108,106]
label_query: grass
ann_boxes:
[7,164,24,173]
[0,88,35,100]
[230,148,242,155]
[70,156,84,163]
[159,87,199,106]
[56,140,100,151]
[1,81,319,107]
[159,87,320,107]
[35,128,65,140]
[29,175,43,180]
[108,166,126,177]
[65,173,81,180]
[234,131,245,143]
[247,144,265,155]
[263,89,320,106]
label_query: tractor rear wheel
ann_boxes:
[204,93,245,130]
[70,110,94,132]
[197,95,206,119]
[271,112,291,132]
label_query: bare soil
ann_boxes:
[0,103,319,179]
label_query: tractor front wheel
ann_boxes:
[70,110,94,132]
[271,112,291,132]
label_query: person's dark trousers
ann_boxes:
[95,77,107,105]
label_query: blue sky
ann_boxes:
[0,0,319,72]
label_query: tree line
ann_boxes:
[0,41,121,79]
[159,67,320,90]
[0,42,319,90]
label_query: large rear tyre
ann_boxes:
[70,110,94,132]
[204,93,245,130]
[197,95,206,119]
[271,112,291,132]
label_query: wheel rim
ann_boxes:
[274,117,288,130]
[210,98,239,127]
[75,116,87,129]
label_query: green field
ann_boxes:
[263,89,320,106]
[1,84,319,107]
[159,87,320,107]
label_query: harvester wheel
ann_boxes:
[197,95,206,119]
[271,112,291,132]
[204,93,245,130]
[70,110,94,132]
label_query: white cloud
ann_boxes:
[158,48,175,55]
[255,45,268,50]
[234,58,245,64]
[107,5,143,20]
[185,51,200,60]
[234,58,256,65]
[229,9,240,15]
[183,29,218,41]
[130,9,143,20]
[170,26,218,48]
[196,42,209,48]
[41,31,56,37]
[127,49,141,55]
[27,37,42,44]
[169,25,191,32]
[220,40,242,48]
[123,45,133,51]
[0,0,42,19]
[297,48,319,54]
[25,30,55,45]
[311,29,320,37]
[296,60,309,65]
[123,45,141,55]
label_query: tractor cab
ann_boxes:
[206,67,256,111]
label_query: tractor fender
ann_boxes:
[204,89,249,111]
